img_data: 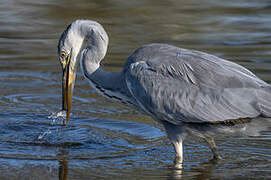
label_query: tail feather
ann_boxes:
[257,87,271,117]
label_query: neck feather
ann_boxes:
[79,48,126,98]
[82,63,134,105]
[71,20,134,105]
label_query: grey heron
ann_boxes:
[58,19,271,163]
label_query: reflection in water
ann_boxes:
[171,161,183,180]
[187,160,217,180]
[56,154,218,180]
[58,149,69,180]
[168,158,220,180]
[58,159,68,180]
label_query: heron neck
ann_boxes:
[79,42,134,104]
[86,66,123,91]
[81,55,132,100]
[85,65,136,105]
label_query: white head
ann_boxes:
[58,19,109,70]
[57,19,109,124]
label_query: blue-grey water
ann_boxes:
[0,0,271,179]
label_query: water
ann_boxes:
[0,0,271,179]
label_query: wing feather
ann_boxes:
[125,44,271,124]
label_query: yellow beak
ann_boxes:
[62,56,75,125]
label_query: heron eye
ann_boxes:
[60,51,66,58]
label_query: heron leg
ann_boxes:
[203,136,222,160]
[172,140,184,164]
[162,121,186,164]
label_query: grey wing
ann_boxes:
[124,43,271,124]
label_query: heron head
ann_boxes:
[57,20,109,125]
[57,23,76,125]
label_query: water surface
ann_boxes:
[0,0,271,179]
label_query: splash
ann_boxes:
[48,110,68,125]
[37,110,69,141]
[38,129,52,140]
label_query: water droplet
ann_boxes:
[48,110,69,125]
[38,129,51,140]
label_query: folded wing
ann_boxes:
[125,44,271,124]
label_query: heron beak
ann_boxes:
[62,54,75,125]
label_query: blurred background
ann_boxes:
[0,0,271,179]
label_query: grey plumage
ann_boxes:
[125,43,271,124]
[58,19,271,163]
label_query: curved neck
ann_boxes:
[69,20,109,72]
[70,20,133,102]
[81,56,133,103]
[84,65,123,90]
[78,38,128,99]
[80,48,133,102]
